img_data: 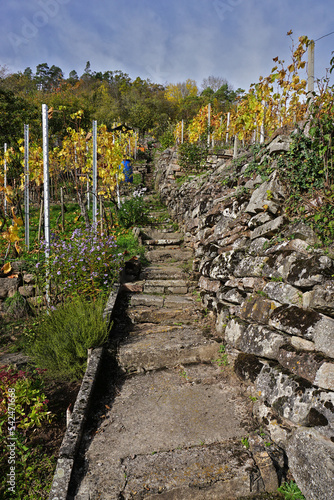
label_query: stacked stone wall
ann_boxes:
[154,142,334,499]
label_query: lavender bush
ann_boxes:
[36,225,123,305]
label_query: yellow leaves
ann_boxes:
[165,79,198,103]
[11,207,23,227]
[288,64,295,73]
[15,241,22,254]
[2,224,20,243]
[1,262,12,274]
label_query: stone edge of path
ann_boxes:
[48,282,120,500]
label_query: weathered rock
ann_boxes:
[303,281,334,316]
[284,221,320,246]
[248,237,269,256]
[267,134,291,154]
[225,319,286,360]
[233,256,268,277]
[224,276,266,291]
[239,296,279,324]
[245,171,286,215]
[277,345,332,388]
[286,427,334,500]
[198,276,221,293]
[17,285,35,297]
[287,255,334,288]
[0,277,21,299]
[263,282,302,306]
[234,353,264,383]
[248,433,279,492]
[250,216,286,240]
[255,363,334,430]
[248,212,273,229]
[269,305,334,358]
[217,287,245,304]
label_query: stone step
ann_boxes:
[141,228,183,241]
[141,265,185,280]
[73,364,260,499]
[144,238,184,247]
[116,324,218,373]
[128,306,196,325]
[130,294,194,308]
[143,279,188,295]
[146,248,193,263]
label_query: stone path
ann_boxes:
[69,210,279,499]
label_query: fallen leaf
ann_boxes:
[1,262,11,274]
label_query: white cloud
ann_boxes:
[1,0,333,87]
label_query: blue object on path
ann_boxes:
[121,159,133,183]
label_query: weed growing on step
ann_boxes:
[277,481,305,499]
[241,436,250,449]
[212,345,229,368]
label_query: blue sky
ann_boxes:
[1,0,334,91]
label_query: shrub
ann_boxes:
[178,142,209,173]
[0,366,52,433]
[36,225,122,305]
[159,129,175,150]
[117,188,150,229]
[0,366,54,498]
[27,295,109,379]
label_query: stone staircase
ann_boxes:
[69,210,281,499]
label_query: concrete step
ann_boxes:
[73,364,259,499]
[116,324,218,374]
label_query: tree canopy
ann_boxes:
[0,64,237,146]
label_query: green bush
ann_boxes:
[27,295,109,379]
[117,189,150,228]
[178,142,209,173]
[159,129,175,150]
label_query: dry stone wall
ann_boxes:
[154,142,334,500]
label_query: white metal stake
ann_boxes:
[86,143,90,210]
[260,101,266,144]
[207,103,211,147]
[4,143,7,216]
[226,112,230,144]
[24,125,30,251]
[92,120,98,226]
[42,104,50,306]
[116,173,121,209]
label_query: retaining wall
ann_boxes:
[154,141,334,500]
